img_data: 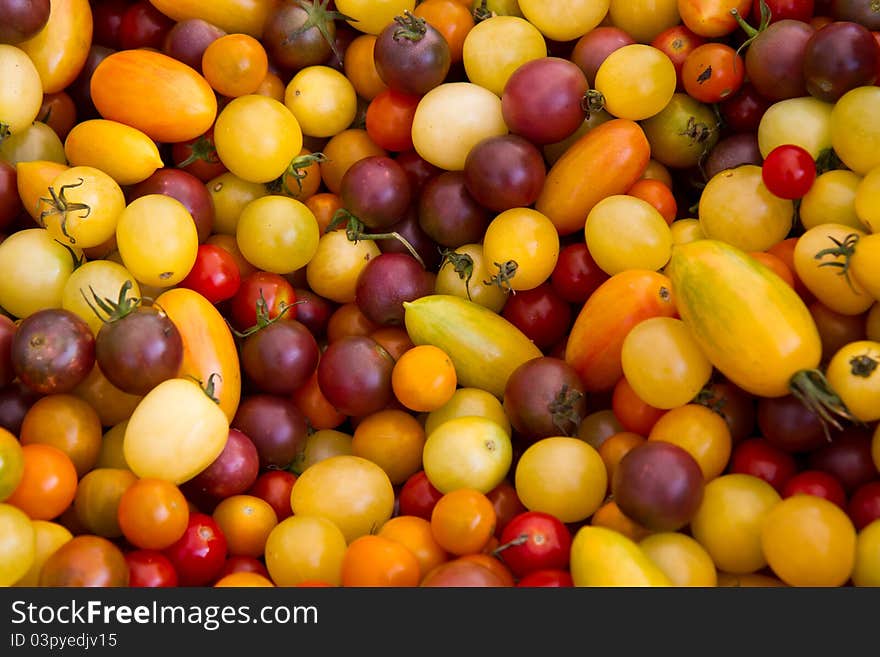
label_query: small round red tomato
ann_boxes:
[365,89,420,153]
[217,555,271,580]
[163,513,228,587]
[782,470,847,509]
[501,283,572,351]
[761,144,817,200]
[248,470,296,522]
[178,244,241,305]
[549,242,609,305]
[398,470,444,521]
[651,25,707,90]
[125,549,179,587]
[494,510,572,578]
[681,43,745,103]
[730,438,798,493]
[516,569,574,587]
[752,0,814,23]
[229,271,296,331]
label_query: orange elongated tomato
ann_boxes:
[666,240,821,398]
[535,119,650,236]
[565,270,677,392]
[90,50,217,144]
[18,0,92,94]
[154,288,241,422]
[147,0,277,37]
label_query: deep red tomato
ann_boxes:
[92,0,129,50]
[761,144,817,199]
[229,271,297,331]
[163,513,228,587]
[125,549,179,588]
[549,242,609,305]
[495,511,572,578]
[119,1,176,50]
[247,470,297,522]
[781,470,847,509]
[515,569,574,587]
[848,481,880,530]
[752,0,815,23]
[171,129,227,182]
[729,438,798,493]
[681,43,745,103]
[719,81,772,133]
[651,25,708,90]
[216,555,271,580]
[178,244,242,305]
[501,283,572,351]
[365,89,421,153]
[398,470,443,521]
[486,480,528,538]
[291,288,334,339]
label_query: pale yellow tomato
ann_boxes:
[758,96,834,160]
[305,229,381,303]
[424,387,511,437]
[800,170,863,231]
[434,243,509,313]
[13,520,72,587]
[0,121,66,165]
[669,218,705,245]
[264,515,347,586]
[831,86,880,176]
[518,0,610,42]
[0,44,43,134]
[422,416,512,493]
[461,16,547,96]
[42,166,126,249]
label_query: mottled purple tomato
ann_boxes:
[756,394,828,453]
[0,381,41,435]
[570,26,636,85]
[355,253,435,327]
[92,0,128,50]
[503,357,588,443]
[12,309,95,395]
[744,19,814,102]
[317,335,395,417]
[549,242,609,305]
[831,0,880,30]
[162,18,226,73]
[231,395,309,469]
[340,156,412,230]
[125,549,179,587]
[612,441,705,532]
[463,135,546,212]
[501,57,588,145]
[495,511,572,578]
[374,10,451,96]
[262,0,337,71]
[290,288,334,339]
[186,429,260,500]
[802,20,879,102]
[163,513,227,587]
[501,283,572,351]
[762,144,817,199]
[418,171,489,248]
[240,318,320,396]
[0,0,50,44]
[395,150,442,199]
[808,428,876,494]
[129,168,215,243]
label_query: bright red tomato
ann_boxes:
[761,144,817,200]
[501,283,572,351]
[549,242,609,305]
[398,470,444,521]
[178,244,242,305]
[729,438,798,493]
[681,43,745,103]
[125,549,179,587]
[119,1,175,50]
[782,470,847,509]
[495,511,572,578]
[516,569,574,587]
[229,271,297,331]
[752,0,814,23]
[163,513,228,587]
[365,89,420,153]
[247,470,296,522]
[651,25,707,90]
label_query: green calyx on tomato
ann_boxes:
[80,280,142,324]
[730,0,772,54]
[813,232,860,292]
[38,178,91,244]
[439,249,475,301]
[483,260,519,294]
[848,353,878,378]
[186,372,223,405]
[327,208,425,268]
[286,0,352,64]
[788,369,857,436]
[175,133,219,170]
[229,289,300,339]
[547,384,587,437]
[266,152,329,196]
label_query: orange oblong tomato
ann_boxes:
[90,50,217,144]
[535,119,651,236]
[678,0,751,38]
[18,0,92,94]
[565,270,678,392]
[148,0,276,38]
[153,287,241,422]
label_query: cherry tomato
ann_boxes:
[248,470,297,522]
[494,511,571,578]
[229,271,296,331]
[178,244,241,305]
[762,144,817,200]
[681,43,745,104]
[163,513,228,587]
[782,470,848,509]
[398,470,444,521]
[125,549,179,587]
[730,438,798,493]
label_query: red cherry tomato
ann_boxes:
[365,89,421,153]
[730,438,798,493]
[501,283,572,351]
[247,470,297,522]
[486,480,528,538]
[398,470,443,521]
[216,555,272,580]
[125,549,179,588]
[848,481,880,530]
[781,470,847,509]
[651,25,707,90]
[171,129,227,182]
[752,0,815,24]
[761,144,817,199]
[178,244,242,305]
[516,569,574,587]
[494,511,572,578]
[549,242,609,305]
[163,513,228,587]
[229,271,297,331]
[119,1,176,51]
[681,42,745,103]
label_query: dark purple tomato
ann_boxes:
[0,161,20,234]
[340,155,412,230]
[612,441,705,532]
[831,0,880,30]
[501,283,571,351]
[92,0,129,50]
[808,427,877,494]
[12,309,94,394]
[503,357,587,443]
[803,20,879,102]
[418,171,489,248]
[240,319,320,396]
[501,57,588,145]
[696,381,756,444]
[0,381,41,435]
[119,0,175,51]
[129,168,215,243]
[753,0,815,23]
[186,429,260,500]
[730,438,798,492]
[570,26,636,86]
[232,394,309,469]
[719,81,772,133]
[162,18,226,73]
[549,242,609,305]
[262,0,336,71]
[0,315,15,387]
[377,205,442,272]
[757,394,828,452]
[373,11,451,96]
[355,253,435,327]
[704,132,763,179]
[462,134,547,212]
[848,481,880,530]
[67,45,115,121]
[95,306,184,396]
[745,19,814,101]
[291,287,334,339]
[316,335,395,417]
[395,150,442,199]
[0,0,50,44]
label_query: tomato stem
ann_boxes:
[80,280,142,324]
[473,0,493,22]
[187,373,222,405]
[581,90,606,119]
[0,123,9,143]
[484,260,518,294]
[328,208,426,269]
[789,369,857,439]
[731,0,772,56]
[38,178,92,244]
[176,133,219,169]
[850,353,878,378]
[392,10,427,42]
[439,248,475,301]
[548,384,585,436]
[228,289,303,339]
[268,152,329,196]
[287,0,354,66]
[492,533,529,559]
[814,232,860,293]
[54,239,85,271]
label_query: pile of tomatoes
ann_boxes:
[1,0,880,589]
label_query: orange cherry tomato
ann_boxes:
[341,534,421,587]
[391,345,458,413]
[414,0,475,64]
[591,500,653,542]
[611,376,668,436]
[19,394,102,478]
[352,409,426,485]
[326,302,380,343]
[681,43,745,103]
[305,192,344,234]
[319,129,387,194]
[678,0,752,38]
[378,515,449,579]
[201,33,269,98]
[431,488,497,556]
[369,327,415,362]
[116,478,189,550]
[213,494,278,558]
[7,444,78,521]
[598,431,647,484]
[626,178,677,225]
[292,370,347,431]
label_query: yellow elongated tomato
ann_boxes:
[570,525,672,586]
[236,195,319,274]
[214,94,303,183]
[434,243,509,313]
[481,208,559,292]
[264,515,347,586]
[148,0,276,37]
[593,44,677,121]
[0,503,35,586]
[793,224,873,316]
[760,495,856,587]
[155,287,242,422]
[91,50,218,144]
[64,120,163,186]
[518,0,610,42]
[422,416,512,493]
[667,240,822,398]
[758,96,834,160]
[699,165,793,252]
[853,519,880,587]
[403,294,542,398]
[462,16,547,96]
[621,317,713,410]
[116,194,199,287]
[336,0,416,35]
[12,520,72,587]
[18,0,92,94]
[412,82,508,171]
[0,45,43,134]
[124,378,229,485]
[586,195,672,275]
[16,160,69,221]
[831,86,880,176]
[639,533,717,587]
[826,340,880,423]
[305,229,381,303]
[284,66,357,138]
[536,119,651,235]
[42,166,126,249]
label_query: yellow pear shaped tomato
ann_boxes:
[64,120,164,186]
[570,525,672,587]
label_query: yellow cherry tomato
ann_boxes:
[285,66,358,139]
[586,195,673,275]
[235,195,320,274]
[826,340,880,423]
[61,260,141,336]
[424,387,511,436]
[639,532,717,587]
[305,229,381,303]
[462,16,546,96]
[207,172,268,236]
[593,44,677,121]
[648,403,732,481]
[800,170,863,232]
[264,515,347,586]
[0,44,43,134]
[434,243,509,313]
[0,503,35,586]
[855,165,880,233]
[13,520,72,587]
[42,166,126,249]
[852,519,880,587]
[422,416,512,493]
[482,208,559,292]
